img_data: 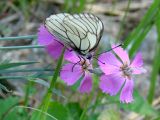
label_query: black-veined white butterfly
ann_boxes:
[44,13,104,59]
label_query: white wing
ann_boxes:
[45,13,104,55]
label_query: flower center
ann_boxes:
[80,59,90,71]
[120,64,132,79]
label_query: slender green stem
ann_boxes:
[0,35,37,41]
[117,0,132,40]
[40,48,65,120]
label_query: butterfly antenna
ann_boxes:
[92,56,105,64]
[71,56,81,72]
[92,44,123,64]
[94,43,123,57]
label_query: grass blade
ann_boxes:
[0,45,44,50]
[0,68,53,74]
[123,0,160,56]
[0,61,38,70]
[0,35,37,41]
[147,17,160,104]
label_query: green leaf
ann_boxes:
[0,97,20,120]
[47,102,70,120]
[66,102,82,120]
[0,61,38,70]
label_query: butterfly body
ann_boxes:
[45,13,104,59]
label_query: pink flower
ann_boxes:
[38,25,71,60]
[98,45,146,103]
[60,52,93,93]
[38,25,93,93]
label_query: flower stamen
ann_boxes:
[120,64,133,79]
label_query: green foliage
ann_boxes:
[47,101,70,120]
[123,0,160,57]
[63,0,86,13]
[67,102,82,119]
[0,97,22,120]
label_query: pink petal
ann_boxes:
[112,44,130,64]
[98,52,122,67]
[131,52,143,67]
[60,63,83,85]
[99,63,120,75]
[99,73,125,96]
[64,50,80,63]
[79,73,92,93]
[132,67,147,75]
[45,41,64,60]
[120,79,134,103]
[38,25,58,45]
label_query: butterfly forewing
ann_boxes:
[44,13,104,56]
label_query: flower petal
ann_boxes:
[131,52,143,67]
[60,63,82,85]
[45,41,64,60]
[112,44,130,64]
[99,63,120,75]
[38,25,58,45]
[99,73,125,96]
[132,67,147,75]
[79,73,92,93]
[98,52,122,67]
[98,52,121,75]
[120,79,134,103]
[64,50,80,63]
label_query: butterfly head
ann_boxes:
[85,54,92,60]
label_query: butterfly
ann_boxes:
[44,13,104,60]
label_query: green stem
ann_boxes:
[40,47,65,120]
